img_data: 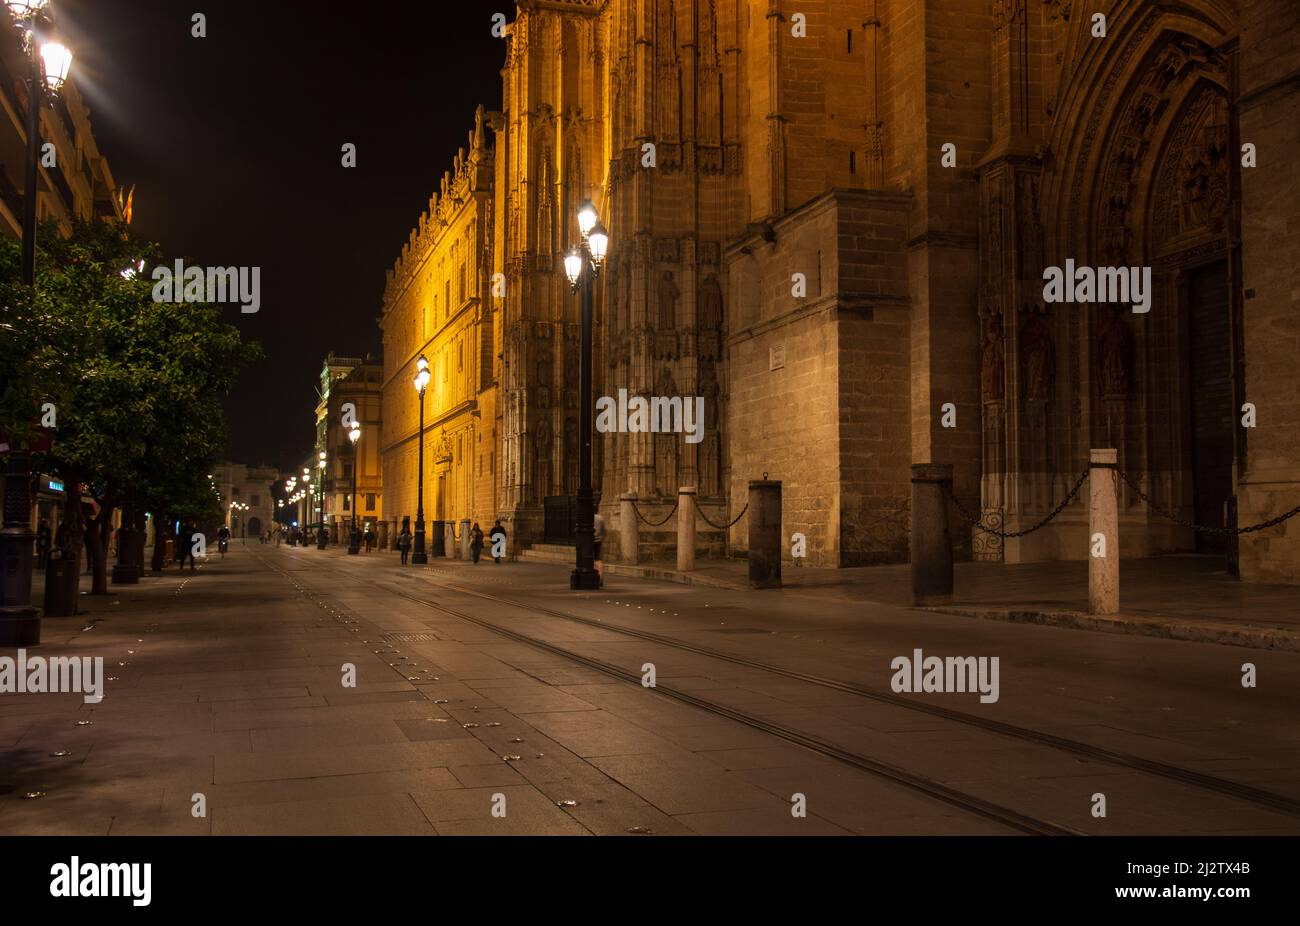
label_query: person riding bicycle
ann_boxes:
[217,524,231,557]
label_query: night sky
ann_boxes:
[53,0,504,472]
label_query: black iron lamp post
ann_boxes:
[316,451,327,548]
[563,199,608,591]
[0,1,71,646]
[347,422,361,554]
[412,356,430,564]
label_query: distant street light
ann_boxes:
[563,199,606,591]
[347,422,362,555]
[412,355,430,565]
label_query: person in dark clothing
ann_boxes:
[397,523,412,565]
[489,520,506,564]
[177,523,199,571]
[470,522,484,564]
[35,519,51,570]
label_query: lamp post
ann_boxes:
[317,451,327,548]
[563,199,608,591]
[347,422,361,555]
[302,469,312,544]
[1,1,70,646]
[412,356,430,564]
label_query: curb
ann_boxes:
[920,606,1300,652]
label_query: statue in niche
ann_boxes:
[979,313,1005,404]
[536,146,554,256]
[699,275,723,331]
[1098,306,1133,397]
[700,362,721,496]
[536,348,553,409]
[1019,305,1055,401]
[534,416,553,498]
[658,271,679,330]
[564,417,578,493]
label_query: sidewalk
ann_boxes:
[603,554,1300,651]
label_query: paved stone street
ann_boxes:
[2,542,1298,836]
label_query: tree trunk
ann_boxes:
[150,510,170,572]
[90,500,114,595]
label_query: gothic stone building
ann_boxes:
[378,0,1299,583]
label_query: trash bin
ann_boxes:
[43,549,78,617]
[165,539,174,563]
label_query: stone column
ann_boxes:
[1089,448,1119,614]
[910,464,953,605]
[676,485,696,572]
[747,479,782,589]
[620,492,639,564]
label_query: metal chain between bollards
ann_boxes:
[943,468,1090,539]
[631,499,679,527]
[1116,468,1300,535]
[692,495,749,530]
[450,521,464,541]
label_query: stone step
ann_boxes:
[519,546,573,564]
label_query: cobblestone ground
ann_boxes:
[2,540,1298,836]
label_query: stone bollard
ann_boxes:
[748,479,782,589]
[460,518,471,560]
[620,492,639,565]
[378,520,389,551]
[1089,448,1119,614]
[677,486,697,572]
[444,521,455,559]
[910,463,954,606]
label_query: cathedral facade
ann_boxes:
[378,0,1300,583]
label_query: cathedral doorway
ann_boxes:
[1186,260,1234,554]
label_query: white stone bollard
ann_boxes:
[677,486,697,572]
[620,492,639,565]
[1089,448,1119,614]
[460,518,471,560]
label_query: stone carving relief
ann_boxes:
[1019,304,1054,401]
[1097,306,1133,398]
[980,312,1005,404]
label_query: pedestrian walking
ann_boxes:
[592,510,606,587]
[470,522,484,564]
[489,520,506,564]
[397,523,412,565]
[177,523,198,572]
[364,525,375,553]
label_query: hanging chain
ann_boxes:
[1116,468,1300,535]
[943,468,1089,539]
[631,499,679,527]
[693,496,749,530]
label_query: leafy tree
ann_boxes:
[0,220,261,594]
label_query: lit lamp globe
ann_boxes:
[414,355,430,394]
[40,41,72,90]
[6,1,50,18]
[577,199,598,238]
[564,247,584,287]
[587,223,609,265]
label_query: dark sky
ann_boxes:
[53,0,504,472]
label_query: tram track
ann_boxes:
[265,549,1300,834]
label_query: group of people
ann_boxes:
[394,519,509,566]
[391,513,606,586]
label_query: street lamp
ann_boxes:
[563,200,607,590]
[0,0,67,643]
[302,469,312,544]
[347,422,362,555]
[316,451,327,548]
[411,355,430,564]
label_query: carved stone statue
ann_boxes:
[1098,306,1133,397]
[535,416,553,497]
[980,313,1005,404]
[1019,306,1054,401]
[658,271,679,330]
[699,275,723,330]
